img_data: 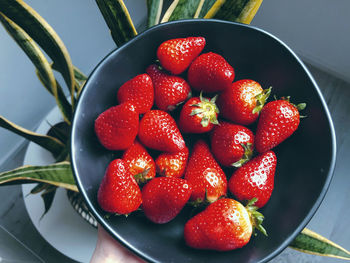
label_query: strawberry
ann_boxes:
[122,140,156,183]
[142,177,192,224]
[178,93,219,134]
[146,64,191,111]
[187,52,235,93]
[228,151,277,208]
[138,110,185,153]
[94,102,139,151]
[155,147,189,178]
[97,159,142,214]
[184,140,227,203]
[157,37,206,75]
[117,73,154,114]
[255,98,306,153]
[211,122,254,167]
[184,198,266,251]
[217,79,271,125]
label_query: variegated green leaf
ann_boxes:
[290,228,350,260]
[161,0,202,23]
[36,70,72,123]
[95,0,137,46]
[0,13,72,124]
[0,162,78,192]
[196,0,216,18]
[51,63,87,95]
[147,0,163,27]
[0,116,65,157]
[204,0,263,24]
[39,185,57,220]
[0,0,75,106]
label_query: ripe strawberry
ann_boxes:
[122,140,156,183]
[178,93,219,134]
[117,73,154,114]
[255,98,306,153]
[97,159,142,214]
[217,79,271,125]
[146,64,191,111]
[184,198,266,251]
[211,122,254,167]
[157,37,206,75]
[229,151,277,208]
[94,102,139,151]
[138,110,185,153]
[184,140,227,203]
[187,52,235,93]
[142,177,192,224]
[155,147,189,178]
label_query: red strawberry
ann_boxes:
[187,52,235,93]
[138,110,185,153]
[146,64,191,111]
[94,102,139,151]
[228,151,277,208]
[211,122,254,167]
[156,147,189,178]
[157,37,206,75]
[122,140,156,183]
[97,159,142,214]
[255,98,306,153]
[217,79,271,125]
[178,93,219,134]
[184,198,266,251]
[142,177,192,224]
[184,140,227,203]
[117,73,154,114]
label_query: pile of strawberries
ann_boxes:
[94,37,305,251]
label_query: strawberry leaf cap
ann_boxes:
[133,167,151,184]
[245,198,268,236]
[231,143,253,168]
[253,86,272,114]
[189,92,219,127]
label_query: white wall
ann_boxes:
[0,0,348,165]
[251,0,350,83]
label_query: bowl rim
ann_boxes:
[70,18,337,263]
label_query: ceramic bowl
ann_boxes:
[71,19,336,263]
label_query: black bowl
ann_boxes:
[71,19,336,263]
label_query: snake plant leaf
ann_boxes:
[36,70,72,124]
[51,63,87,96]
[204,0,263,24]
[0,116,65,157]
[196,0,216,18]
[0,0,75,107]
[147,0,163,27]
[0,161,78,192]
[95,0,137,46]
[290,228,350,260]
[0,13,72,124]
[161,0,202,23]
[28,182,48,195]
[39,185,58,220]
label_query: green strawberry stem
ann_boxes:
[232,143,253,168]
[133,168,151,184]
[253,86,272,114]
[246,198,267,236]
[190,92,219,127]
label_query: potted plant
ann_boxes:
[0,0,349,260]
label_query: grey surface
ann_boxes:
[0,63,349,262]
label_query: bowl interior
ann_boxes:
[71,20,336,263]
